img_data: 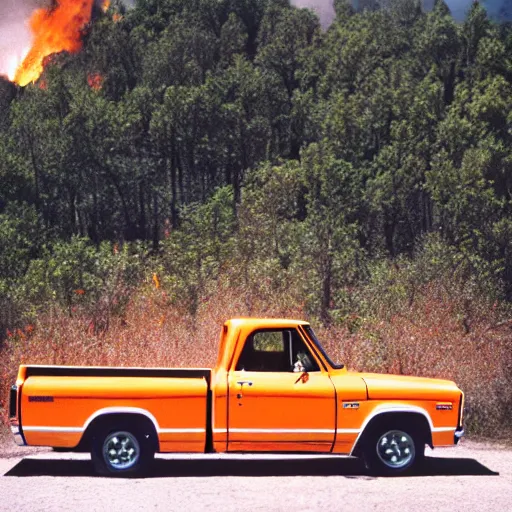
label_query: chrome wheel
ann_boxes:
[103,431,140,471]
[376,430,415,469]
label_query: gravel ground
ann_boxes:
[0,439,511,512]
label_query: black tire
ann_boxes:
[91,425,154,477]
[362,424,424,476]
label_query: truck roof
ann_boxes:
[224,318,310,329]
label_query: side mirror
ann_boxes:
[294,371,309,384]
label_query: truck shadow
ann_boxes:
[4,455,499,478]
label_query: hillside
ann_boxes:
[0,0,511,437]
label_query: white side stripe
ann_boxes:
[215,428,358,435]
[23,426,205,434]
[229,428,334,434]
[23,426,84,433]
[159,428,205,434]
[432,427,456,432]
[83,407,161,431]
[229,428,360,435]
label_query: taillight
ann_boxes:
[458,392,464,427]
[9,385,17,418]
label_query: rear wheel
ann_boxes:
[91,426,154,477]
[363,426,424,476]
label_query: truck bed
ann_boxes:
[14,365,212,452]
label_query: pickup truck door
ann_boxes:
[227,328,336,452]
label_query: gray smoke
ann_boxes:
[291,0,336,27]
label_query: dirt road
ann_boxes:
[0,440,511,512]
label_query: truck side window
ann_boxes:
[236,329,319,372]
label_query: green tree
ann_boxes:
[160,186,236,314]
[299,142,364,322]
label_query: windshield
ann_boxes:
[302,325,344,370]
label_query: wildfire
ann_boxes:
[87,72,104,90]
[5,48,30,82]
[101,1,122,23]
[12,1,113,87]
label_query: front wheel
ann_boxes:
[363,427,424,476]
[91,427,154,477]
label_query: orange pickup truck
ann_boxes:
[9,318,464,476]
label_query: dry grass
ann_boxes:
[319,282,512,436]
[1,279,511,439]
[0,282,305,427]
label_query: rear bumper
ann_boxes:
[9,384,26,446]
[9,420,26,446]
[454,427,464,444]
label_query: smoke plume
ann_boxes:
[290,0,336,27]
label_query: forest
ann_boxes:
[0,0,511,437]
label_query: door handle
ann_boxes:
[236,380,253,400]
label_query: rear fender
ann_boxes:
[80,410,160,452]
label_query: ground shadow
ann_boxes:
[4,455,499,478]
[417,456,499,477]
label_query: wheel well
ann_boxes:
[352,411,432,457]
[78,413,159,453]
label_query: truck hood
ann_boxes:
[357,372,461,401]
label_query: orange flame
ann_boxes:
[5,48,31,82]
[14,0,96,87]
